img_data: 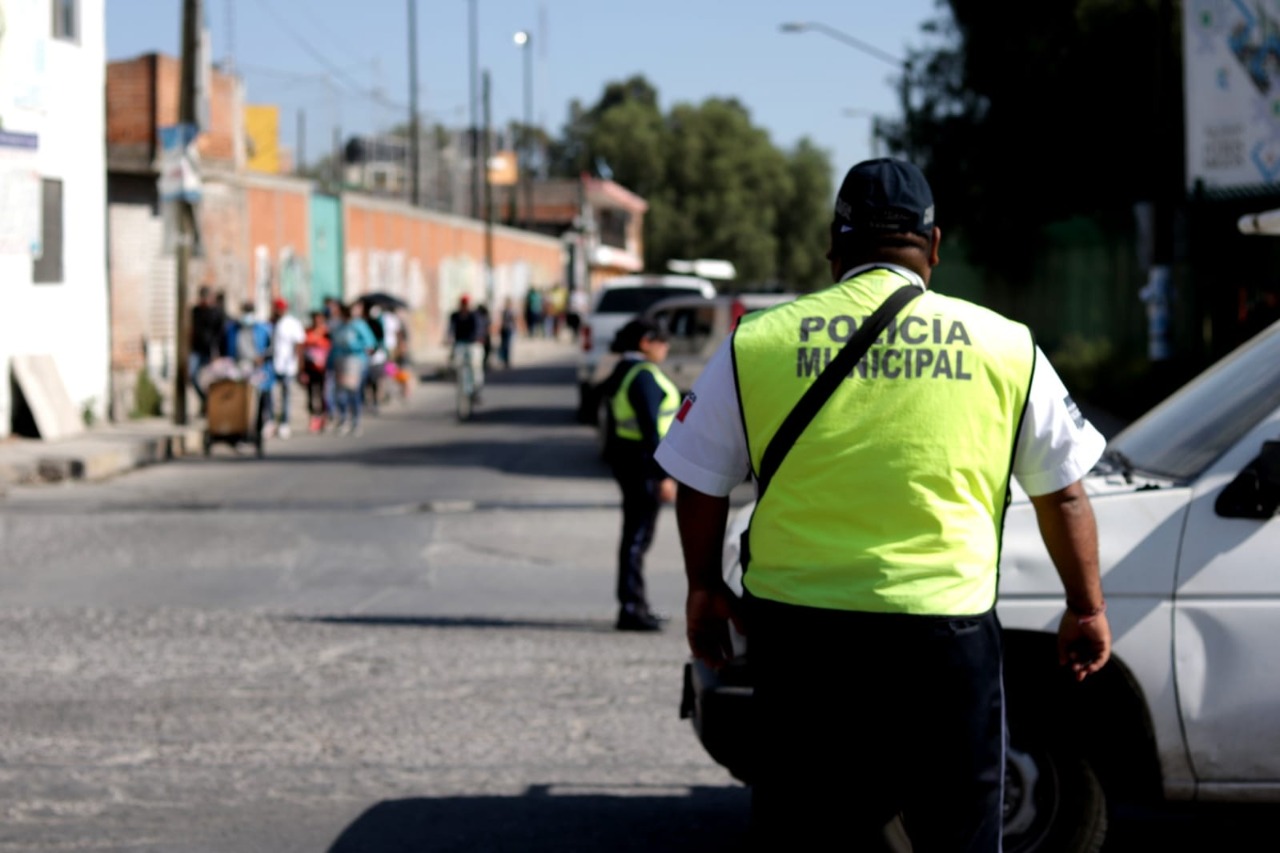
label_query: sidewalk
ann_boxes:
[0,334,581,492]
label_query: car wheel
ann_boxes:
[1003,737,1107,853]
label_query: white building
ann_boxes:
[0,0,107,439]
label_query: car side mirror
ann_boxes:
[1215,440,1280,519]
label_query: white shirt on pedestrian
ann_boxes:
[655,285,1107,499]
[272,313,306,377]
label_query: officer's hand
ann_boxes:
[1057,611,1111,682]
[686,585,744,670]
[658,478,677,504]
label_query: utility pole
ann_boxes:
[407,0,421,206]
[520,33,534,230]
[468,0,480,219]
[173,0,202,425]
[483,69,494,308]
[296,109,305,174]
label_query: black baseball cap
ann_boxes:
[832,158,935,237]
[611,318,667,353]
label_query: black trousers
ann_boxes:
[612,462,662,614]
[745,594,1005,853]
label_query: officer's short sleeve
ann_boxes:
[654,337,751,497]
[1013,347,1108,496]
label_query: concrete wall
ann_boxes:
[0,0,108,438]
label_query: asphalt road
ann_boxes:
[1,339,1276,851]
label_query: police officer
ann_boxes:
[603,318,679,632]
[655,158,1113,850]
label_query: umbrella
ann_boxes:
[361,292,408,310]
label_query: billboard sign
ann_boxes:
[1184,0,1280,190]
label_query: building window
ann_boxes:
[52,0,78,41]
[33,179,64,284]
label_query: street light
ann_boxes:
[514,29,534,230]
[779,21,914,158]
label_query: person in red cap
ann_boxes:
[264,297,306,439]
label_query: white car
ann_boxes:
[682,316,1280,852]
[575,274,715,422]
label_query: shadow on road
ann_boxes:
[295,614,618,634]
[199,436,611,479]
[419,363,576,388]
[328,784,749,853]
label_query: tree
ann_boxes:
[549,78,833,288]
[902,0,1184,276]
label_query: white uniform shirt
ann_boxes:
[655,266,1107,498]
[271,313,307,377]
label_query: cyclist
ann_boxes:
[448,295,485,405]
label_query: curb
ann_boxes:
[0,425,205,489]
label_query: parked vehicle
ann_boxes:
[576,274,716,422]
[681,316,1280,852]
[589,292,796,455]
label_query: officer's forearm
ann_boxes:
[675,483,730,592]
[1029,480,1104,613]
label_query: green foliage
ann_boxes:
[548,76,834,289]
[132,368,163,419]
[904,1,1184,280]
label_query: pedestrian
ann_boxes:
[654,157,1112,851]
[327,301,377,437]
[301,310,331,433]
[189,285,225,412]
[567,287,588,340]
[499,297,517,368]
[379,305,408,401]
[263,297,305,439]
[602,318,679,632]
[525,287,543,338]
[223,301,274,441]
[475,303,493,371]
[363,302,388,415]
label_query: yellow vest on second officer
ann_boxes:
[732,267,1035,616]
[612,361,680,441]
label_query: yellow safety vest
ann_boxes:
[612,361,681,441]
[733,267,1035,616]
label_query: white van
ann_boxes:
[575,274,715,422]
[683,317,1280,852]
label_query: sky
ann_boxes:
[105,0,946,184]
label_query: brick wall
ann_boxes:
[106,53,241,169]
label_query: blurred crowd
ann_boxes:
[188,286,412,439]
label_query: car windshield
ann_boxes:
[595,286,705,314]
[1106,320,1280,481]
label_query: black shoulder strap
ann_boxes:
[756,284,922,498]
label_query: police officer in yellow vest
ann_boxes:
[655,159,1113,851]
[602,318,680,632]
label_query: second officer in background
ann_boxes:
[602,318,679,632]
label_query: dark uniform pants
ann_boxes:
[612,461,662,615]
[745,594,1005,853]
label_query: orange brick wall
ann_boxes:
[106,53,239,167]
[343,200,565,349]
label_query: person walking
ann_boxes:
[499,298,517,369]
[602,318,679,632]
[301,311,331,433]
[189,285,225,413]
[264,297,305,439]
[327,301,377,436]
[654,158,1112,851]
